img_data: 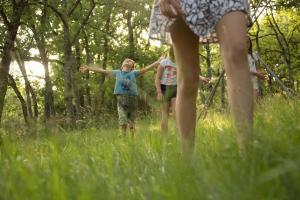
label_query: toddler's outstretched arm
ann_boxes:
[80,64,113,76]
[139,57,163,75]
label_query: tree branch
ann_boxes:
[0,8,11,28]
[264,49,300,60]
[46,2,68,29]
[287,25,299,44]
[8,74,29,125]
[68,0,81,16]
[15,75,45,80]
[71,0,95,45]
[23,56,64,65]
[251,0,272,26]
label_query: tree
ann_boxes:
[0,0,28,124]
[249,6,300,92]
[47,0,95,128]
[28,0,56,121]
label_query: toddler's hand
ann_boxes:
[80,65,89,73]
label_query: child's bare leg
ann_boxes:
[170,18,199,157]
[215,11,253,148]
[160,102,170,133]
[129,111,136,136]
[120,125,127,135]
[129,124,135,136]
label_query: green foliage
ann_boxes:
[249,8,300,92]
[275,0,300,9]
[1,89,25,128]
[2,0,299,123]
[0,98,299,200]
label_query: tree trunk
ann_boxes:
[37,0,56,120]
[16,52,33,118]
[126,10,135,59]
[197,70,225,120]
[205,43,212,79]
[95,8,112,113]
[73,40,83,118]
[63,30,76,128]
[8,75,29,125]
[47,0,95,128]
[198,68,206,104]
[31,21,56,121]
[83,32,92,109]
[220,68,226,109]
[205,43,213,103]
[43,54,56,119]
[198,83,206,104]
[0,1,27,124]
[99,10,112,105]
[14,50,39,119]
[254,19,264,96]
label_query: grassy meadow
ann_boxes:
[0,97,299,200]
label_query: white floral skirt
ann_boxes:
[149,0,249,43]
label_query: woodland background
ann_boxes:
[0,0,299,130]
[0,1,300,200]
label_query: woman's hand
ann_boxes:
[159,0,182,18]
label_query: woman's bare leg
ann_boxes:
[170,18,199,157]
[215,11,253,149]
[160,102,170,133]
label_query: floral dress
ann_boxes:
[149,0,249,43]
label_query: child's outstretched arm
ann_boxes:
[139,57,163,75]
[80,64,113,76]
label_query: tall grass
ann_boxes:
[0,97,299,200]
